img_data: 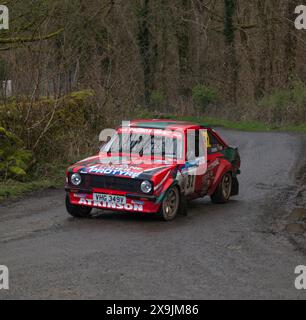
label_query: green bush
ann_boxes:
[258,81,306,124]
[0,127,33,181]
[192,85,218,112]
[0,89,96,164]
[259,81,306,109]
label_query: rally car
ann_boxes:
[65,120,241,221]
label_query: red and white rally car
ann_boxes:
[65,120,241,221]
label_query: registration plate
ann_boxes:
[93,193,126,205]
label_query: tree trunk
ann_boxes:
[224,0,238,105]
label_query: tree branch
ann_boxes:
[0,28,64,44]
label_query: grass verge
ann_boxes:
[0,179,62,202]
[0,165,66,203]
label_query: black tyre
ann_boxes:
[158,186,180,221]
[65,194,92,218]
[211,172,232,204]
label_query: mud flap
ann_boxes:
[178,193,188,216]
[231,177,239,196]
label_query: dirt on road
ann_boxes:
[0,129,306,300]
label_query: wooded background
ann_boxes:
[1,0,306,181]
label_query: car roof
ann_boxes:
[128,119,210,130]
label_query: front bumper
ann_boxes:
[66,187,161,214]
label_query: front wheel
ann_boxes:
[211,172,232,204]
[158,186,180,221]
[66,194,92,218]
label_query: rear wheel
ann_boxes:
[66,194,92,218]
[158,186,180,221]
[211,172,232,204]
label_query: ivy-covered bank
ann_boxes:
[0,127,33,180]
[0,90,98,201]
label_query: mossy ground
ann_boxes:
[0,179,61,202]
[0,165,66,202]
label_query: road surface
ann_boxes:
[0,129,306,300]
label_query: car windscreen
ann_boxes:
[102,132,183,159]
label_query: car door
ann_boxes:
[205,129,227,189]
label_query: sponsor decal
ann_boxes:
[78,198,144,212]
[84,164,143,178]
[131,200,145,205]
[120,126,183,138]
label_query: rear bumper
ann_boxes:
[67,188,161,214]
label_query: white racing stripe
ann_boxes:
[154,171,171,191]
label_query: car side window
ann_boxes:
[186,131,197,161]
[198,131,205,158]
[187,129,205,161]
[207,131,225,154]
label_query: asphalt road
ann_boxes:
[1,129,306,300]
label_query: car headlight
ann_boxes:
[71,173,82,186]
[141,180,152,194]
